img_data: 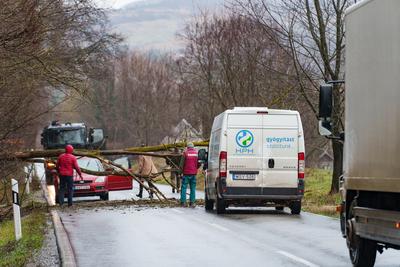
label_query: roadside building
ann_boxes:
[162,119,203,144]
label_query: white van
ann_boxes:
[204,107,305,214]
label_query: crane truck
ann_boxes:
[41,121,107,193]
[319,0,400,266]
[41,121,106,150]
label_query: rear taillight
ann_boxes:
[219,151,227,178]
[46,162,56,169]
[298,152,305,179]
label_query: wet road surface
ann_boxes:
[33,163,400,266]
[60,205,400,267]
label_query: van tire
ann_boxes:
[290,201,301,215]
[205,192,214,211]
[216,195,226,214]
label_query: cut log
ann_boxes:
[124,140,209,152]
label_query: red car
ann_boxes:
[50,157,132,201]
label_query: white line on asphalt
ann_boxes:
[207,222,230,232]
[276,250,320,267]
[171,208,184,214]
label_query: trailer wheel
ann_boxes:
[216,194,226,214]
[347,201,377,267]
[348,236,377,267]
[204,190,214,211]
[290,201,301,215]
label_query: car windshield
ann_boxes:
[77,157,104,172]
[113,157,130,169]
[47,128,85,146]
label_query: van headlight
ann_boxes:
[95,176,106,183]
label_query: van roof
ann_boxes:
[226,107,299,115]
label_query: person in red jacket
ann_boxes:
[180,142,199,207]
[57,145,82,207]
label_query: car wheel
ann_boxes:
[216,194,226,214]
[347,200,377,267]
[275,206,284,211]
[205,190,214,211]
[290,201,301,215]
[100,192,109,201]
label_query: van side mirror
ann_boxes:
[319,84,333,136]
[198,148,207,161]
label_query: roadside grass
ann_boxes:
[0,210,46,267]
[303,168,341,218]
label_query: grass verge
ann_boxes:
[0,210,46,267]
[303,168,340,218]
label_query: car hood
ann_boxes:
[73,174,105,182]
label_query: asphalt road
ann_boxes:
[33,162,400,266]
[59,190,400,267]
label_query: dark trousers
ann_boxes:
[171,172,181,193]
[59,175,74,206]
[137,178,155,198]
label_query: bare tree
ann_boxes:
[179,13,300,136]
[234,0,357,193]
[0,0,121,198]
[77,51,181,148]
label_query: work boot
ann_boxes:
[180,202,187,207]
[172,188,175,193]
[136,193,142,198]
[189,202,196,208]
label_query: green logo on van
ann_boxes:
[236,130,254,148]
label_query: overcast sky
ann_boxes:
[94,0,144,9]
[94,0,224,51]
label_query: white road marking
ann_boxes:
[171,208,184,214]
[207,222,230,232]
[276,250,320,267]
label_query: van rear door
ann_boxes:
[226,114,263,193]
[262,114,299,190]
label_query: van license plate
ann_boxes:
[74,185,90,190]
[233,174,256,180]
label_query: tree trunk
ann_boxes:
[330,139,343,194]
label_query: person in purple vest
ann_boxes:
[180,142,200,207]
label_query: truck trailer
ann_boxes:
[319,0,400,266]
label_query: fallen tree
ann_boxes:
[0,140,209,161]
[5,141,209,202]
